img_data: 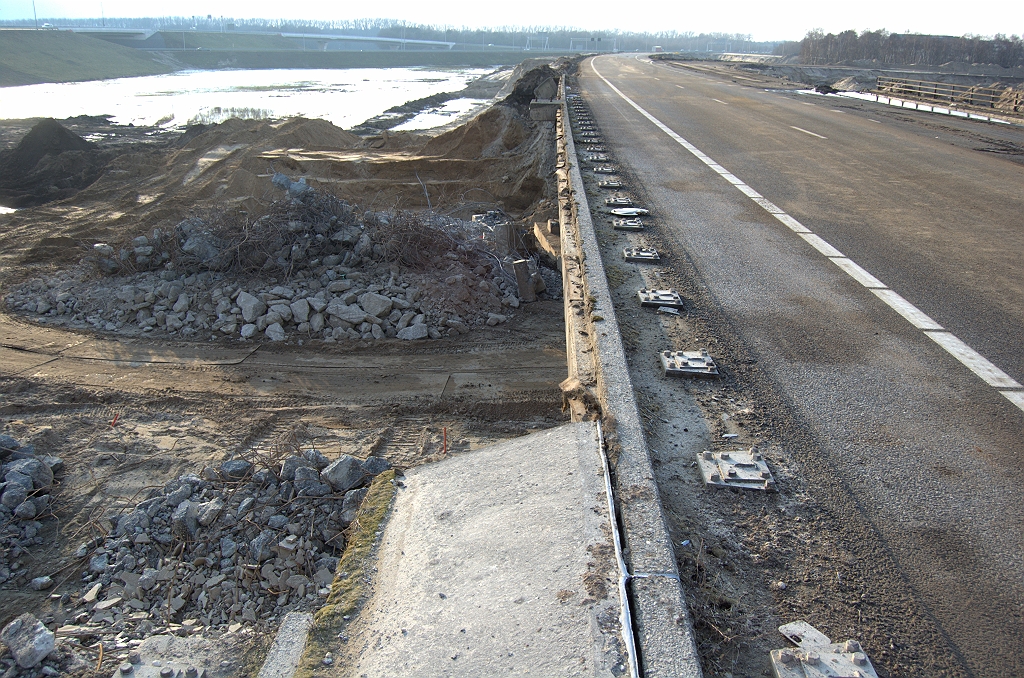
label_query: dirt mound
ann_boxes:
[0,119,105,208]
[263,117,364,151]
[501,63,559,109]
[420,106,525,159]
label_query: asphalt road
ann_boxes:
[579,54,1024,677]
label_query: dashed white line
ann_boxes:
[791,125,828,139]
[675,85,685,89]
[712,98,728,105]
[829,257,886,288]
[923,332,1022,389]
[870,289,943,330]
[868,119,882,124]
[589,59,1024,413]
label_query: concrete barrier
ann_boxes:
[556,75,703,678]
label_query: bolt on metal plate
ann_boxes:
[605,196,633,207]
[624,246,660,262]
[613,218,644,231]
[660,348,718,377]
[586,146,607,152]
[639,289,684,309]
[697,448,774,489]
[598,180,624,188]
[588,154,610,161]
[770,621,878,678]
[780,622,832,649]
[594,165,617,173]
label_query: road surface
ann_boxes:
[577,53,1024,677]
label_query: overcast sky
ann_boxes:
[2,1,1021,42]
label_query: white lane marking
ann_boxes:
[870,289,944,330]
[924,332,1022,389]
[738,185,763,199]
[590,58,1023,409]
[1001,390,1024,413]
[675,85,685,89]
[753,197,784,213]
[774,213,811,233]
[791,126,828,139]
[801,101,816,106]
[712,98,728,105]
[829,257,886,288]
[799,233,845,257]
[868,119,882,123]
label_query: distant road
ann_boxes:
[580,53,1024,677]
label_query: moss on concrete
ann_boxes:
[294,469,396,677]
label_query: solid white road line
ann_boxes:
[590,58,1024,413]
[791,125,828,139]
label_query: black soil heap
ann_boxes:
[0,118,105,208]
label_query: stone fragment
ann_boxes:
[88,553,108,574]
[236,292,267,324]
[281,455,312,481]
[240,324,257,339]
[197,497,225,527]
[302,448,330,470]
[29,576,52,591]
[250,530,275,562]
[171,500,198,540]
[396,324,429,340]
[361,456,391,476]
[14,500,37,520]
[486,313,507,326]
[325,300,366,325]
[1,485,28,509]
[172,293,190,314]
[220,459,253,480]
[6,459,53,489]
[290,299,310,324]
[0,614,55,668]
[321,455,366,493]
[265,322,286,342]
[358,292,393,319]
[341,488,368,523]
[293,466,321,483]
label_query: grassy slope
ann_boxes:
[0,31,172,87]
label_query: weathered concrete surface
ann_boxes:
[340,422,627,677]
[558,79,703,677]
[259,613,314,678]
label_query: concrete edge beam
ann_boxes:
[557,75,703,678]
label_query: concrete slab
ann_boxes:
[340,422,628,677]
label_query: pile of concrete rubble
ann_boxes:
[4,179,559,344]
[1,435,62,584]
[0,446,391,674]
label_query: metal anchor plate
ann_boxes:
[660,349,718,377]
[613,218,644,231]
[588,154,610,161]
[624,246,660,262]
[594,166,617,173]
[697,448,774,489]
[598,180,623,188]
[638,289,684,309]
[770,621,878,678]
[605,196,633,206]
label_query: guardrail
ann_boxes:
[875,76,1023,119]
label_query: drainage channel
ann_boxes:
[555,75,703,678]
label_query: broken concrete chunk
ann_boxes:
[396,323,429,340]
[220,459,253,480]
[358,292,393,319]
[0,614,55,668]
[360,456,391,476]
[236,292,267,324]
[321,455,365,493]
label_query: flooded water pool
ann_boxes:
[0,67,494,130]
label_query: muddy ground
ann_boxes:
[0,61,573,676]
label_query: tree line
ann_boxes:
[791,29,1024,68]
[3,16,779,53]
